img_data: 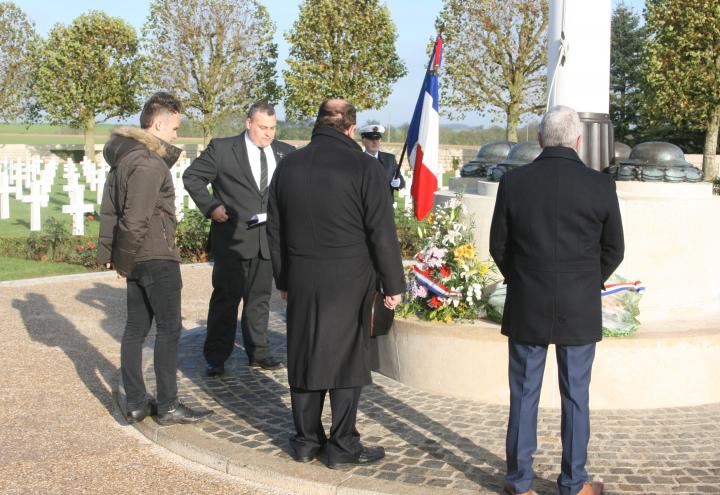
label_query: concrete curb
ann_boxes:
[129,416,477,495]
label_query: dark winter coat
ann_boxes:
[267,125,405,390]
[182,132,295,260]
[489,146,625,346]
[97,127,182,274]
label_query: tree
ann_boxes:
[436,0,548,142]
[0,2,38,122]
[33,11,145,160]
[283,0,406,121]
[642,0,720,178]
[610,2,647,145]
[144,0,280,143]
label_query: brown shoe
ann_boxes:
[577,481,604,495]
[503,483,537,495]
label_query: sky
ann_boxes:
[18,0,645,127]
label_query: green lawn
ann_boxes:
[0,174,101,238]
[0,256,89,281]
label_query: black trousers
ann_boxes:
[203,253,273,366]
[290,387,363,463]
[122,260,181,414]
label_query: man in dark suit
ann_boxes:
[267,99,405,469]
[183,102,294,376]
[360,124,405,199]
[490,106,624,495]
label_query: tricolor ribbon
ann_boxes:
[601,281,645,297]
[412,265,461,298]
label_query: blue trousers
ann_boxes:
[505,340,596,495]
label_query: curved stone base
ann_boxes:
[377,317,720,409]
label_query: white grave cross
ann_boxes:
[62,186,94,235]
[13,161,24,200]
[0,167,12,220]
[22,182,45,231]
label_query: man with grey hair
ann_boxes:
[490,105,624,495]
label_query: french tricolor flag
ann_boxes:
[407,36,442,221]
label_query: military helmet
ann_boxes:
[621,141,692,168]
[498,141,542,167]
[613,142,632,164]
[459,163,483,177]
[473,140,514,164]
[685,167,704,182]
[460,140,514,178]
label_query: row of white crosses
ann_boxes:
[1,149,202,235]
[0,156,96,233]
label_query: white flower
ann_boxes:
[442,230,462,246]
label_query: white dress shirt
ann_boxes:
[245,132,277,190]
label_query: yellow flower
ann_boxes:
[453,243,475,261]
[478,263,489,276]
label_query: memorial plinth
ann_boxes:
[378,182,720,410]
[438,179,720,321]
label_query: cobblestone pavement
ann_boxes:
[145,295,720,495]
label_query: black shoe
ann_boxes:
[249,356,283,370]
[125,399,157,424]
[327,446,385,469]
[206,363,225,377]
[156,401,213,425]
[291,444,324,463]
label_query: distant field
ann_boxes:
[0,123,204,146]
[0,123,115,134]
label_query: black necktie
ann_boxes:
[259,147,268,191]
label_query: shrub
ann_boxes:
[176,209,211,262]
[394,207,428,259]
[41,217,71,261]
[66,240,99,268]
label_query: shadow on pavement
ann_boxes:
[75,282,127,343]
[12,292,121,421]
[180,325,296,456]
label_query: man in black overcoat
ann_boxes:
[267,99,405,468]
[183,102,294,376]
[489,106,624,495]
[359,124,405,199]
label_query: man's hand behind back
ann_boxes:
[210,204,229,223]
[384,293,402,310]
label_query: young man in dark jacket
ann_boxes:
[98,92,211,425]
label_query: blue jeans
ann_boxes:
[505,340,596,495]
[121,260,182,414]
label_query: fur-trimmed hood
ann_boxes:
[103,126,182,169]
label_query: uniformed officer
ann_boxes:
[359,124,405,198]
